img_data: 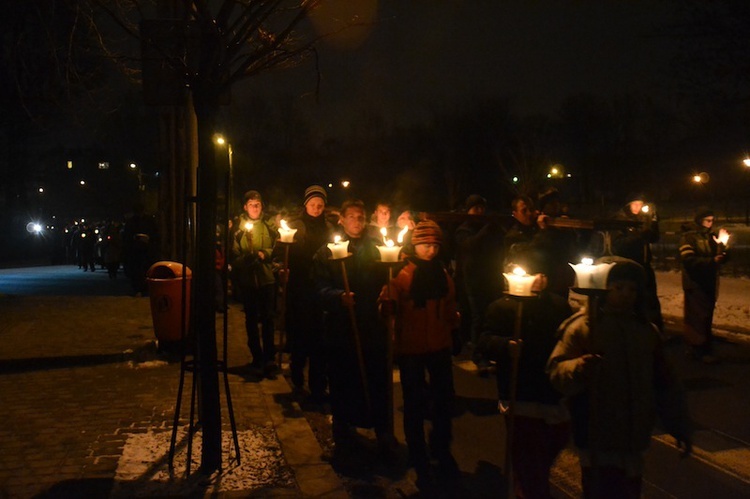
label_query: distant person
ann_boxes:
[612,193,663,332]
[367,200,397,241]
[122,203,159,296]
[232,190,278,377]
[548,259,692,499]
[103,222,123,279]
[380,220,461,494]
[679,207,730,364]
[503,195,538,259]
[78,224,97,272]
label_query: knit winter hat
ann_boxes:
[464,194,487,211]
[411,220,443,246]
[303,185,327,205]
[694,206,714,224]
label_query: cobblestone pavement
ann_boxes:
[0,275,345,499]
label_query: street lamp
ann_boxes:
[130,163,145,191]
[213,134,234,211]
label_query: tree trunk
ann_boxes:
[192,86,222,473]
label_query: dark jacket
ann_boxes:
[679,224,727,298]
[477,291,571,405]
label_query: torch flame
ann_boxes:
[280,219,290,230]
[397,225,409,244]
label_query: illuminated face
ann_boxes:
[244,199,262,220]
[340,206,366,238]
[414,243,439,261]
[512,200,534,226]
[396,210,414,229]
[375,205,391,226]
[305,197,325,217]
[629,200,644,215]
[605,280,638,312]
[701,216,714,229]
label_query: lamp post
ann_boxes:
[129,162,145,191]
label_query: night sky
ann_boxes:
[241,0,683,134]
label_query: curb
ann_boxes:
[262,375,348,498]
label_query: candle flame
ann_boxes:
[334,235,341,244]
[512,266,526,276]
[641,205,650,214]
[380,227,387,237]
[244,221,253,231]
[385,239,394,247]
[397,225,409,243]
[581,257,594,266]
[715,229,730,246]
[280,219,290,230]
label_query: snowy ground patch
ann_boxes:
[110,427,295,498]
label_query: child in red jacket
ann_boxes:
[380,220,461,494]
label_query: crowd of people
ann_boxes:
[60,184,731,497]
[221,184,732,498]
[59,201,160,295]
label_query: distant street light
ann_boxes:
[129,162,145,191]
[80,180,86,186]
[213,133,234,215]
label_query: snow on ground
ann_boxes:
[110,427,295,498]
[656,270,750,332]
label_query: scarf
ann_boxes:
[409,257,448,308]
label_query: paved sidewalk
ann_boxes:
[0,290,346,498]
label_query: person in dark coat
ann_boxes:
[311,199,395,459]
[612,193,663,332]
[476,244,572,499]
[282,185,335,401]
[122,203,159,296]
[679,207,730,363]
[454,194,505,347]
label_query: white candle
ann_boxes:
[327,235,349,259]
[569,259,616,290]
[503,267,536,297]
[277,219,297,243]
[377,241,401,262]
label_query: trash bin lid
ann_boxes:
[146,261,192,279]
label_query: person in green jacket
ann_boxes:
[232,190,278,377]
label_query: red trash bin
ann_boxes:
[146,261,191,343]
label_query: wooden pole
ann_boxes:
[504,298,525,490]
[339,258,371,414]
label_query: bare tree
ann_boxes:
[80,0,330,472]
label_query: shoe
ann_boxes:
[248,361,264,376]
[263,361,280,377]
